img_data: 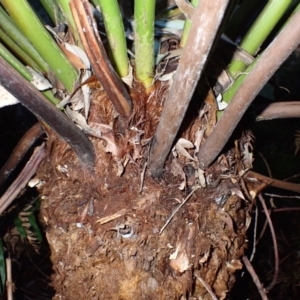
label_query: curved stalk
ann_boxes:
[0,56,95,167]
[0,123,44,187]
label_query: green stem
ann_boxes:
[134,0,155,88]
[96,0,128,77]
[180,0,199,48]
[0,42,32,80]
[219,2,300,119]
[0,42,59,105]
[56,0,81,45]
[228,0,292,78]
[39,0,64,25]
[0,28,42,72]
[0,6,48,73]
[198,3,300,168]
[2,0,78,93]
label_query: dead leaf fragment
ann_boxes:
[175,138,196,161]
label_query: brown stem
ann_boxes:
[197,9,300,168]
[194,272,218,300]
[247,171,300,194]
[70,0,132,120]
[0,122,44,187]
[258,194,279,292]
[0,57,95,167]
[255,101,300,121]
[0,143,46,214]
[148,0,230,177]
[242,256,269,300]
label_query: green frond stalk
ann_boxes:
[180,0,199,48]
[218,2,300,119]
[0,28,42,72]
[0,6,48,73]
[96,0,129,77]
[0,41,33,81]
[2,0,78,93]
[40,0,64,25]
[134,0,155,89]
[56,0,81,45]
[228,0,292,78]
[0,42,59,105]
[56,0,83,49]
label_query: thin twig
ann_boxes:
[264,193,300,199]
[263,207,300,213]
[256,208,271,246]
[283,173,300,182]
[265,251,295,278]
[258,194,279,292]
[242,256,268,300]
[160,188,196,234]
[255,152,274,245]
[0,123,44,187]
[250,204,258,262]
[259,151,276,208]
[197,9,300,167]
[0,144,46,214]
[258,151,272,178]
[194,272,218,300]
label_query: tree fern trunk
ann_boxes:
[36,82,253,299]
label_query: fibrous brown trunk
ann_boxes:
[36,83,255,299]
